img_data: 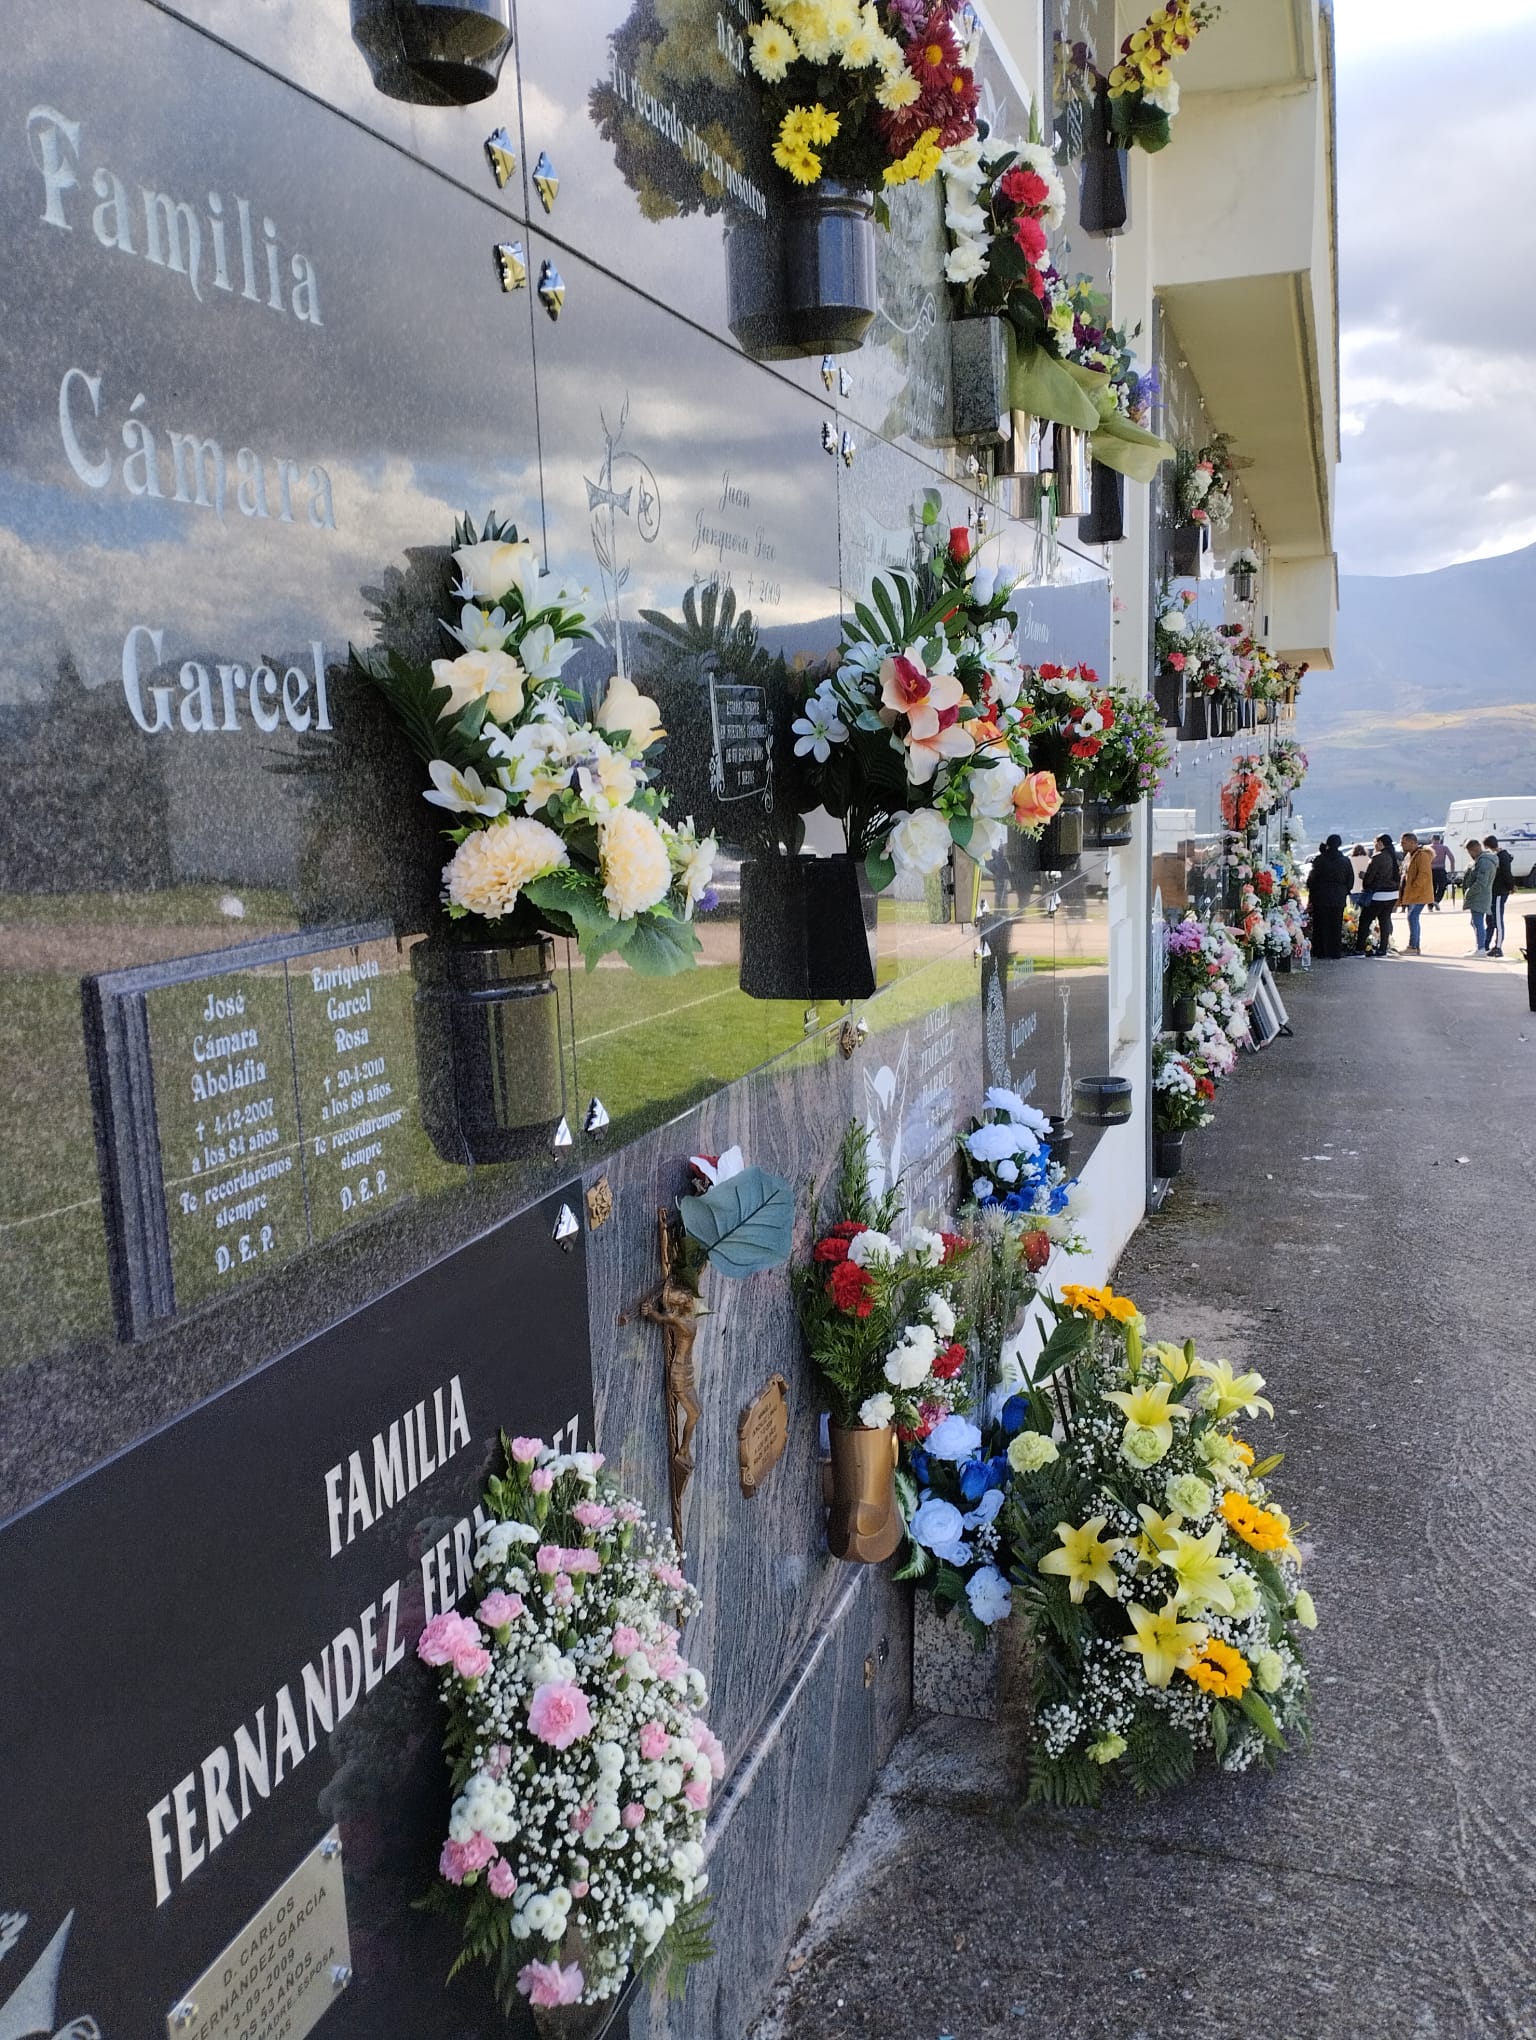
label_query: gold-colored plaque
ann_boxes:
[166,1827,351,2039]
[586,1177,615,1231]
[737,1375,789,1497]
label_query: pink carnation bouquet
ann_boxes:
[418,1435,719,2013]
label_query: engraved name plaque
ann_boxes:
[166,1828,351,2040]
[737,1374,789,1497]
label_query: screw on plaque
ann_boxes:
[839,430,856,467]
[584,1097,610,1135]
[170,2005,198,2029]
[552,1202,581,1246]
[537,260,566,319]
[484,126,517,188]
[330,1965,353,1990]
[532,151,559,212]
[820,420,837,456]
[820,354,836,390]
[494,240,527,293]
[320,1834,342,1859]
[838,366,853,397]
[552,1116,574,1151]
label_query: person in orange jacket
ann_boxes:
[1397,832,1434,953]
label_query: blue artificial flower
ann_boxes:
[957,1455,994,1504]
[908,1447,931,1488]
[963,1487,1006,1530]
[908,1495,971,1565]
[925,1414,983,1463]
[1001,1393,1030,1436]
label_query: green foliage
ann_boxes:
[1026,1751,1102,1807]
[350,646,494,773]
[643,1898,715,2002]
[1125,1712,1197,1796]
[679,1166,795,1278]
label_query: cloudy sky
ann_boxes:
[1335,0,1536,575]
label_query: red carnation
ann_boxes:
[998,166,1050,210]
[933,1341,967,1381]
[1021,1230,1051,1272]
[940,1231,967,1263]
[814,1235,852,1264]
[1012,215,1048,263]
[1196,1077,1216,1101]
[828,1259,874,1318]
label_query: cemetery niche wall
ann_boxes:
[0,1,1118,2034]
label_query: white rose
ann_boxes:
[858,1391,896,1428]
[887,808,954,877]
[969,757,1025,818]
[453,538,541,606]
[969,816,1006,861]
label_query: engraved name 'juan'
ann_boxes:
[27,106,321,324]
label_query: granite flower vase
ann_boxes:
[350,0,513,104]
[825,1421,903,1564]
[1153,1127,1185,1178]
[1076,459,1125,544]
[1085,799,1134,848]
[738,854,877,1002]
[1078,88,1130,236]
[1037,786,1085,870]
[783,181,878,355]
[411,932,565,1164]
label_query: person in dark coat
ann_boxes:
[1485,834,1516,956]
[1354,833,1402,954]
[1307,834,1354,959]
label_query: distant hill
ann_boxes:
[1293,544,1536,841]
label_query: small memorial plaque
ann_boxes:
[708,677,773,809]
[84,923,415,1336]
[737,1374,789,1497]
[166,1828,351,2040]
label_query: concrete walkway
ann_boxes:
[752,926,1536,2040]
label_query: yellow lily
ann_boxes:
[1103,1379,1188,1456]
[1151,1339,1196,1383]
[1192,1355,1274,1421]
[1162,1522,1237,1615]
[1135,1503,1185,1560]
[1038,1515,1127,1605]
[1122,1600,1207,1689]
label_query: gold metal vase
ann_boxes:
[825,1421,904,1564]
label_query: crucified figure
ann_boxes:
[640,1209,702,1551]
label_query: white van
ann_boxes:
[1439,799,1536,881]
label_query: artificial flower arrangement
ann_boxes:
[1165,917,1249,1075]
[1177,434,1236,531]
[957,1085,1079,1231]
[1003,1283,1314,1802]
[789,527,1061,889]
[1152,1039,1214,1133]
[1035,678,1169,810]
[355,514,716,974]
[417,1437,721,2013]
[1105,2,1221,153]
[747,0,979,208]
[938,124,1065,302]
[794,1120,970,1441]
[1228,546,1261,581]
[1267,737,1309,799]
[1154,583,1196,690]
[1054,280,1173,484]
[673,1146,796,1289]
[1220,756,1270,836]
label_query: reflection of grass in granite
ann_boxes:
[0,971,114,1361]
[0,887,293,928]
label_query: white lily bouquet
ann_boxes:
[354,514,716,973]
[418,1436,721,2013]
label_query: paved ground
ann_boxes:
[751,917,1536,2040]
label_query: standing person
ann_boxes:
[1429,833,1454,910]
[1397,832,1433,954]
[1349,844,1370,909]
[1307,835,1354,959]
[1486,834,1515,956]
[1463,838,1496,954]
[1354,833,1402,955]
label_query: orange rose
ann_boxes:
[1012,770,1062,828]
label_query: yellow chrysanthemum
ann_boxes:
[1219,1490,1292,1555]
[1184,1636,1251,1699]
[803,102,840,145]
[772,134,821,184]
[749,16,800,82]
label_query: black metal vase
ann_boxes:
[1231,568,1256,602]
[351,0,513,104]
[1046,1114,1074,1178]
[412,933,566,1165]
[783,181,878,355]
[1166,993,1198,1034]
[1078,88,1130,236]
[1037,787,1085,871]
[1168,522,1208,579]
[1077,460,1126,544]
[725,213,801,361]
[1154,666,1187,728]
[1153,1127,1185,1178]
[738,854,877,1002]
[1270,950,1293,975]
[1178,690,1212,744]
[1085,798,1135,848]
